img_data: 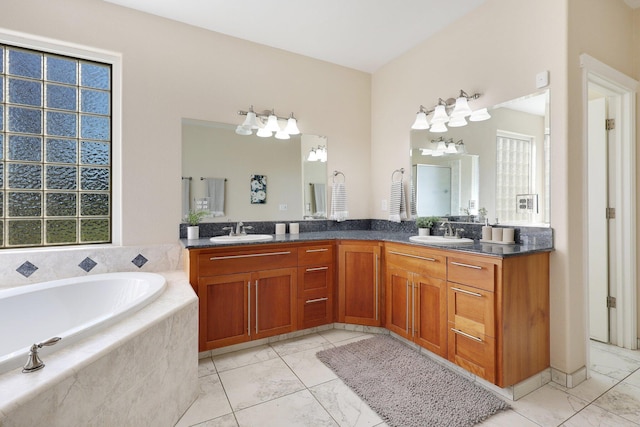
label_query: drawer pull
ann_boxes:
[306,266,329,272]
[450,287,483,298]
[389,251,436,262]
[451,328,483,343]
[306,248,329,253]
[306,297,329,304]
[210,251,291,260]
[450,261,482,270]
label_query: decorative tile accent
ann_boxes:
[16,261,38,278]
[131,254,148,268]
[78,257,98,272]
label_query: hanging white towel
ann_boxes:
[330,182,348,222]
[409,180,417,219]
[181,178,191,219]
[389,180,407,223]
[204,177,225,217]
[311,183,326,217]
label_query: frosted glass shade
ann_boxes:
[256,127,272,137]
[470,108,491,122]
[411,111,429,130]
[429,121,448,133]
[448,115,467,127]
[235,125,252,136]
[431,105,449,124]
[265,114,280,132]
[285,116,300,134]
[451,96,472,118]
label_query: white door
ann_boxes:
[587,96,609,343]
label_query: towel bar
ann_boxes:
[332,170,345,183]
[391,168,404,182]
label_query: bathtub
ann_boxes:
[0,272,166,375]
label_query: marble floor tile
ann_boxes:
[561,404,640,426]
[317,328,367,344]
[477,409,541,427]
[558,370,618,403]
[593,382,640,424]
[234,389,338,427]
[310,378,384,427]
[270,333,332,356]
[590,344,640,381]
[281,343,338,387]
[212,344,279,373]
[193,413,239,427]
[175,374,232,427]
[198,357,216,378]
[218,357,305,411]
[510,383,589,427]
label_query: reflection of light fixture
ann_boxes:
[236,106,301,139]
[307,145,327,162]
[410,89,490,133]
[419,137,466,157]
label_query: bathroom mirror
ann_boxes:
[181,119,328,222]
[411,90,549,225]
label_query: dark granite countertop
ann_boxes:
[180,230,553,258]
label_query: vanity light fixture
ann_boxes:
[411,89,490,133]
[236,106,301,139]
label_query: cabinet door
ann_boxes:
[338,243,381,326]
[447,282,495,382]
[298,264,334,329]
[414,274,447,358]
[385,266,411,339]
[252,267,297,340]
[199,273,251,350]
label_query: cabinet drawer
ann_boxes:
[198,247,297,276]
[298,243,334,265]
[448,283,495,339]
[298,264,333,294]
[448,325,495,383]
[385,245,446,279]
[447,256,495,291]
[298,292,333,328]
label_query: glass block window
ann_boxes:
[0,44,111,248]
[495,133,534,223]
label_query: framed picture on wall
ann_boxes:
[250,174,267,204]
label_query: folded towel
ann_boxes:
[204,177,225,217]
[330,182,348,222]
[389,180,407,223]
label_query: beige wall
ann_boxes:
[0,0,372,244]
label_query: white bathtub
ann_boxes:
[0,272,166,375]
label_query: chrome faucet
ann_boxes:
[440,221,454,237]
[22,336,61,373]
[222,221,253,236]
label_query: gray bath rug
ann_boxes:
[316,335,510,427]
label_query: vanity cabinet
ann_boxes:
[192,245,298,351]
[446,251,550,387]
[385,243,447,357]
[338,241,382,326]
[297,242,334,329]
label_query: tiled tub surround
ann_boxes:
[0,243,183,288]
[0,271,198,427]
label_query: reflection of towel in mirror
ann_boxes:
[181,178,191,219]
[204,178,225,217]
[409,180,417,219]
[311,183,326,217]
[389,180,407,223]
[330,182,348,222]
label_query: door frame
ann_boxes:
[581,54,638,353]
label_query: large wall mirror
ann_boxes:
[411,90,549,226]
[181,119,328,222]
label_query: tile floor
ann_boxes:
[175,330,640,427]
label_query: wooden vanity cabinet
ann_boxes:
[385,243,447,357]
[191,245,298,351]
[338,241,382,326]
[446,251,550,387]
[297,242,334,329]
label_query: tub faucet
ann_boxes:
[22,336,62,373]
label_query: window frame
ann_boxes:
[0,28,122,248]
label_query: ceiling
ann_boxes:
[102,0,486,73]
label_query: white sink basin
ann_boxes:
[409,235,474,245]
[210,234,274,244]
